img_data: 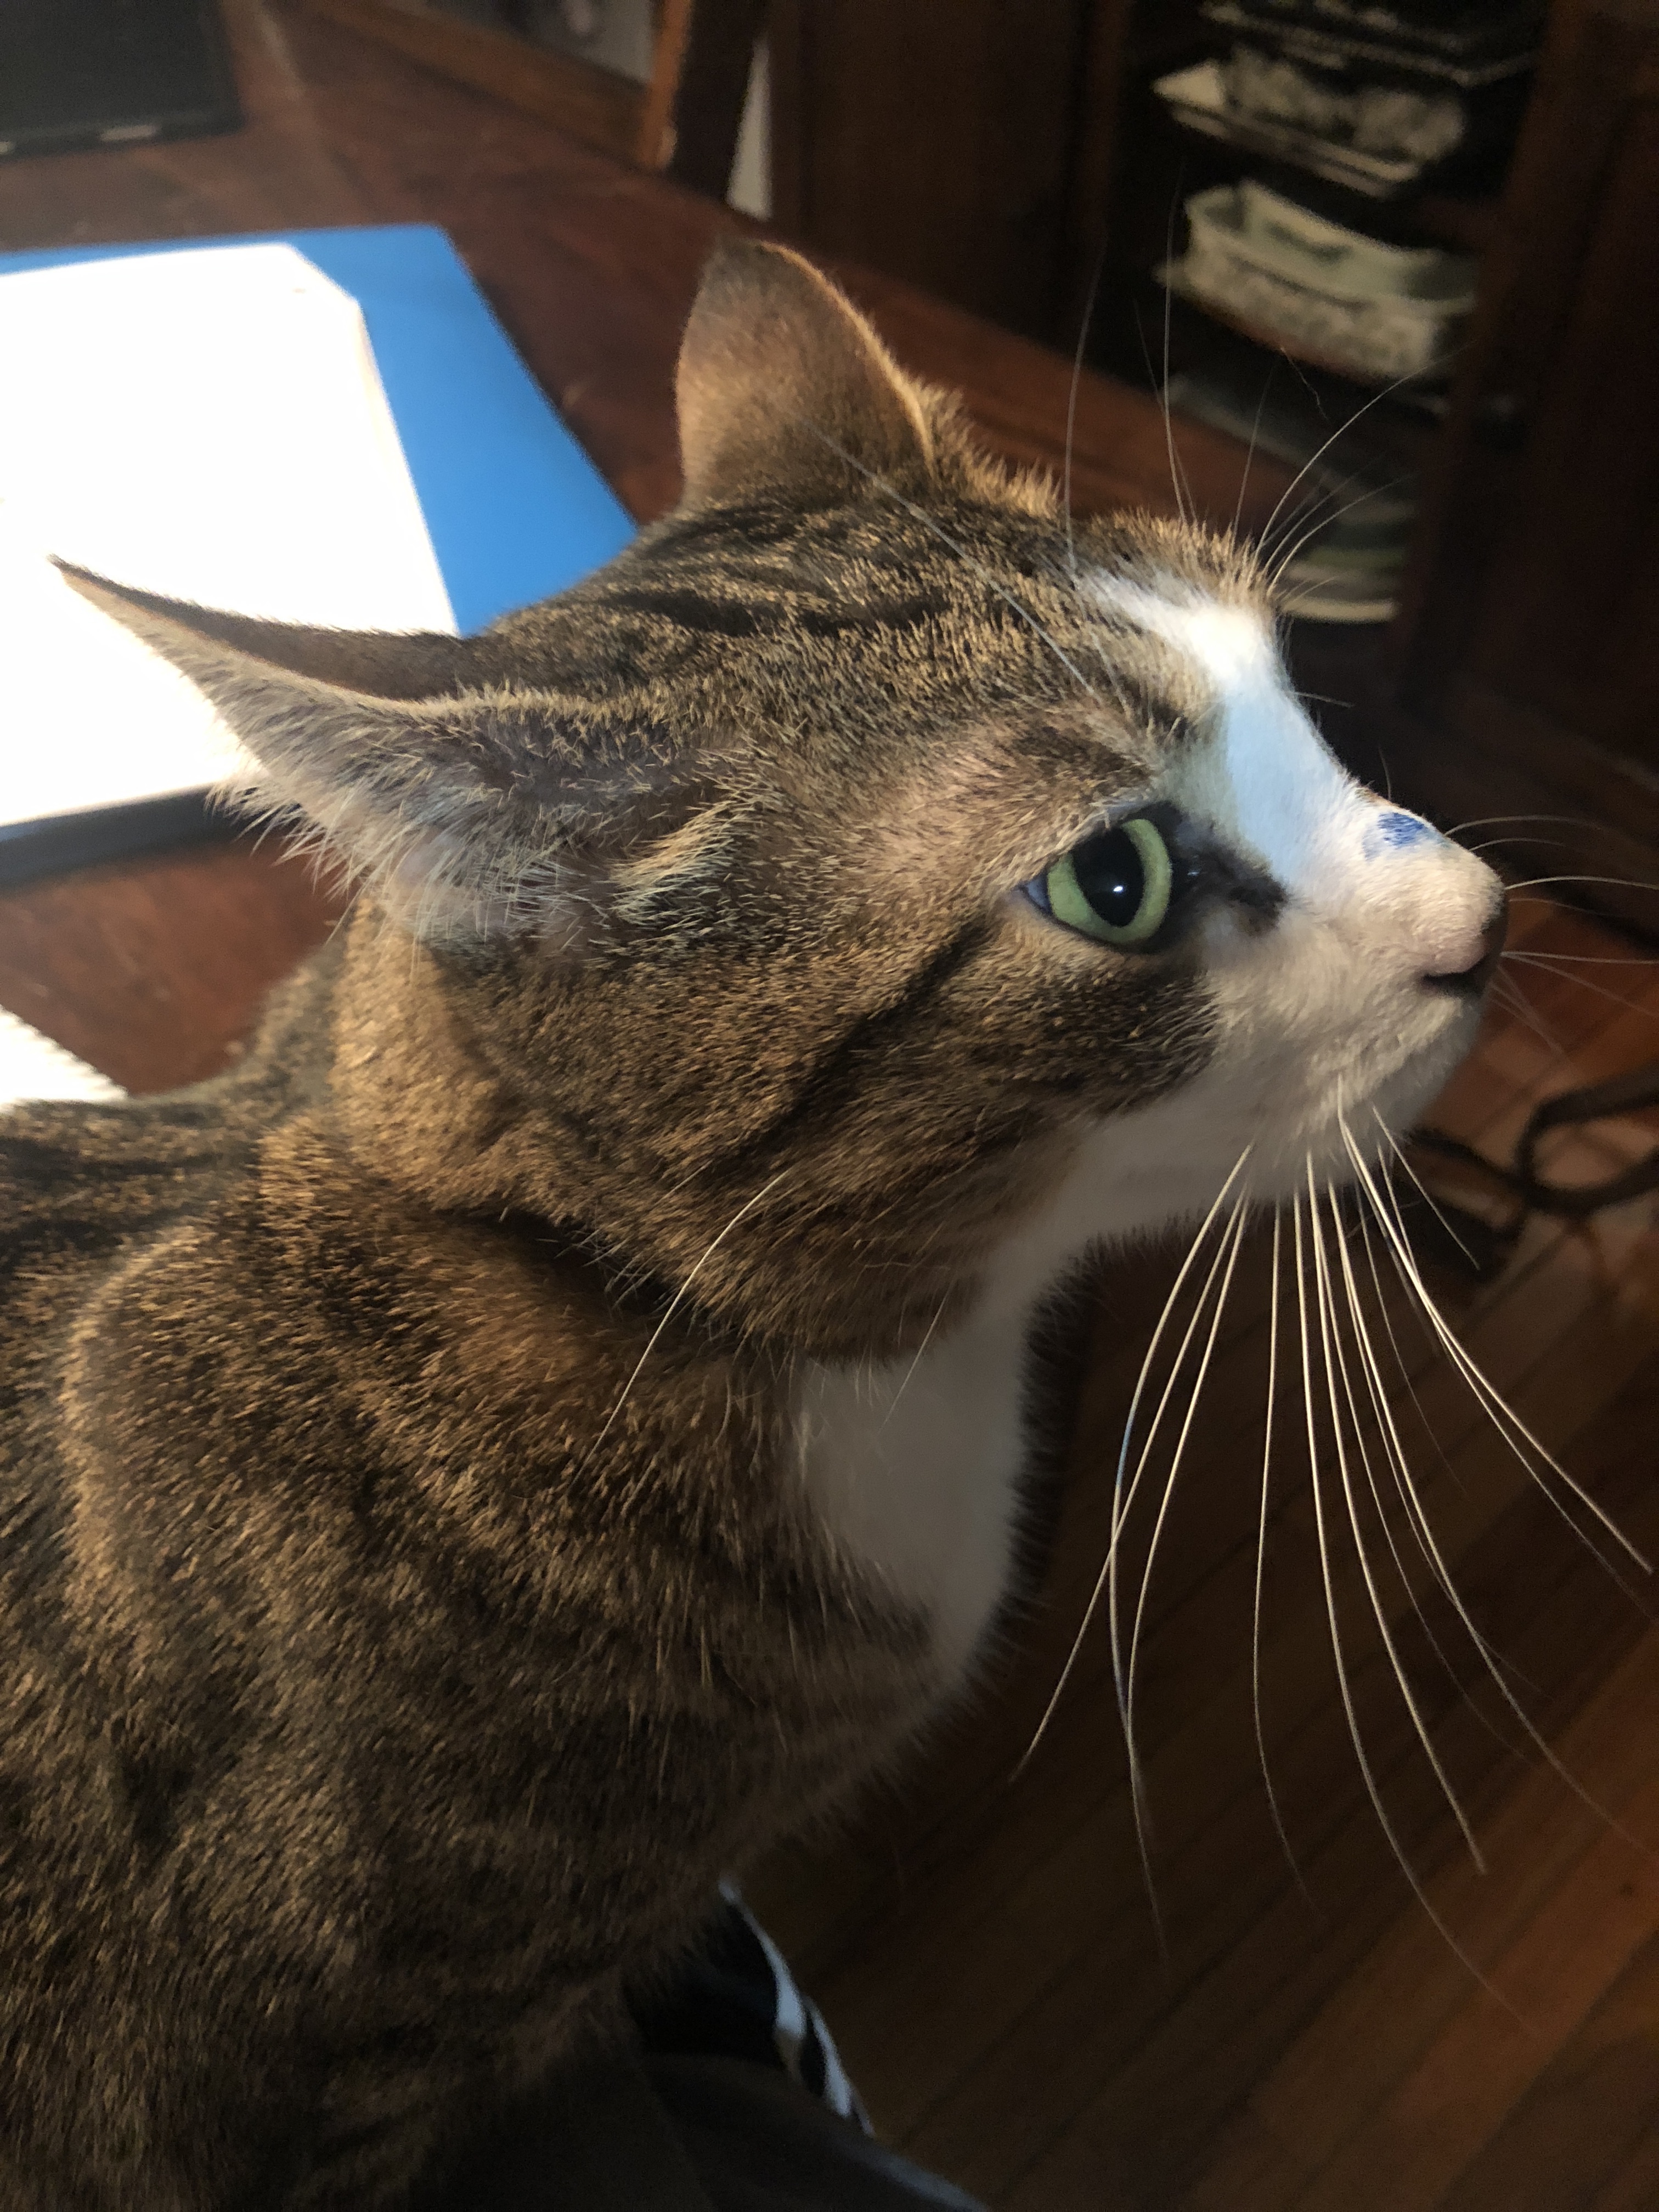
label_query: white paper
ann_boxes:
[0,1008,125,1110]
[0,241,457,826]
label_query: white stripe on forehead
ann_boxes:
[1085,572,1357,893]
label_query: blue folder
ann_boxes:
[0,223,636,634]
[0,223,639,879]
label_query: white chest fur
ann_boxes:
[786,1118,1226,1692]
[791,1292,1034,1690]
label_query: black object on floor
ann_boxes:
[0,0,240,162]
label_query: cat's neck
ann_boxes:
[313,907,1082,1364]
[319,909,533,1217]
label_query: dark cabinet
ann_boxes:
[769,0,1659,928]
[1389,0,1659,923]
[768,0,1091,341]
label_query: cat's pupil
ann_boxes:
[1073,827,1146,928]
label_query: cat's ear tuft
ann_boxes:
[675,239,935,507]
[58,565,698,948]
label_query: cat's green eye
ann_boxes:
[1040,817,1173,948]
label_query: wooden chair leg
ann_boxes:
[638,0,767,201]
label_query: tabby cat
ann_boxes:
[0,240,1503,2208]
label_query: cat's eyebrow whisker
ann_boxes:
[1251,363,1430,568]
[1348,1114,1650,1577]
[1263,469,1415,600]
[585,1169,791,1497]
[1231,369,1274,546]
[1030,550,1136,721]
[1253,1205,1304,1886]
[1017,1146,1254,1772]
[1308,1170,1485,1865]
[1296,1191,1499,1971]
[1062,249,1110,582]
[1152,194,1193,530]
[1122,1189,1250,1873]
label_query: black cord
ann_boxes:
[1408,1057,1659,1279]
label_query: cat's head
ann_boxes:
[66,241,1503,1351]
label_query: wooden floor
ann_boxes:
[747,889,1659,2211]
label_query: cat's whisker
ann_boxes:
[1263,470,1415,600]
[1230,365,1274,545]
[1346,1182,1641,1835]
[1502,949,1659,968]
[1250,364,1430,571]
[1032,549,1137,721]
[1018,1147,1254,1773]
[1466,833,1582,856]
[1295,1189,1496,1963]
[1253,1206,1304,1884]
[1451,812,1606,838]
[1308,1170,1484,1864]
[1325,1189,1477,1680]
[1503,874,1659,897]
[1063,249,1111,582]
[1158,195,1192,528]
[1504,952,1659,1024]
[1333,1183,1562,1773]
[1352,1200,1486,1566]
[879,1293,951,1429]
[1348,1115,1651,1576]
[1487,967,1564,1055]
[1376,1241,1644,1608]
[588,1169,791,1495]
[1122,1189,1251,1849]
[1372,1118,1483,1275]
[1107,1164,1254,1730]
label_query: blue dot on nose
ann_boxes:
[1369,809,1437,854]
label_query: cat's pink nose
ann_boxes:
[1424,895,1508,997]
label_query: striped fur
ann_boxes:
[0,242,1497,2208]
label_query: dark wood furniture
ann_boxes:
[1387,0,1659,929]
[769,0,1659,931]
[308,0,768,202]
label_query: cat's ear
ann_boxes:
[676,239,935,506]
[59,565,696,946]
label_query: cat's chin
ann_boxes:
[1242,997,1486,1206]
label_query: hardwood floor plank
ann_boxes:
[1439,1926,1659,2211]
[1183,1629,1659,2204]
[1291,1765,1659,2211]
[1586,2093,1659,2211]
